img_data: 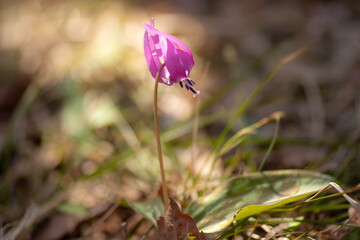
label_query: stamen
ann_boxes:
[189,86,200,97]
[189,87,197,94]
[186,78,194,86]
[180,78,200,97]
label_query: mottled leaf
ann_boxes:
[187,169,334,233]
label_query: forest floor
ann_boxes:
[1,0,360,239]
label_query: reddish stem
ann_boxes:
[153,63,169,211]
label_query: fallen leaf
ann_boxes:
[157,197,207,240]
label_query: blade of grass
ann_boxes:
[191,61,210,170]
[219,111,284,157]
[258,112,283,171]
[243,136,360,148]
[214,39,319,153]
[160,111,222,143]
[182,62,210,202]
[205,39,319,183]
[306,182,360,214]
[334,147,358,179]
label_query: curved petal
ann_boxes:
[143,32,157,78]
[163,38,187,83]
[144,31,168,83]
[160,31,193,56]
[177,49,194,75]
[143,23,192,53]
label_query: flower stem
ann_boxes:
[153,63,169,211]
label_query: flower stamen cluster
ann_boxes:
[179,78,198,96]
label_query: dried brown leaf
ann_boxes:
[157,197,207,240]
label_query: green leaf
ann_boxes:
[57,203,89,216]
[126,197,165,225]
[186,169,334,233]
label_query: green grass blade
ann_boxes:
[213,40,318,154]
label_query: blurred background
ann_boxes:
[1,0,360,239]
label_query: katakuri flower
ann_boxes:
[143,18,199,96]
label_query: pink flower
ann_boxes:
[143,18,199,96]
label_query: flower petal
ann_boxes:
[143,24,192,55]
[144,31,169,84]
[161,31,193,56]
[163,38,187,83]
[143,32,157,77]
[177,49,194,74]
